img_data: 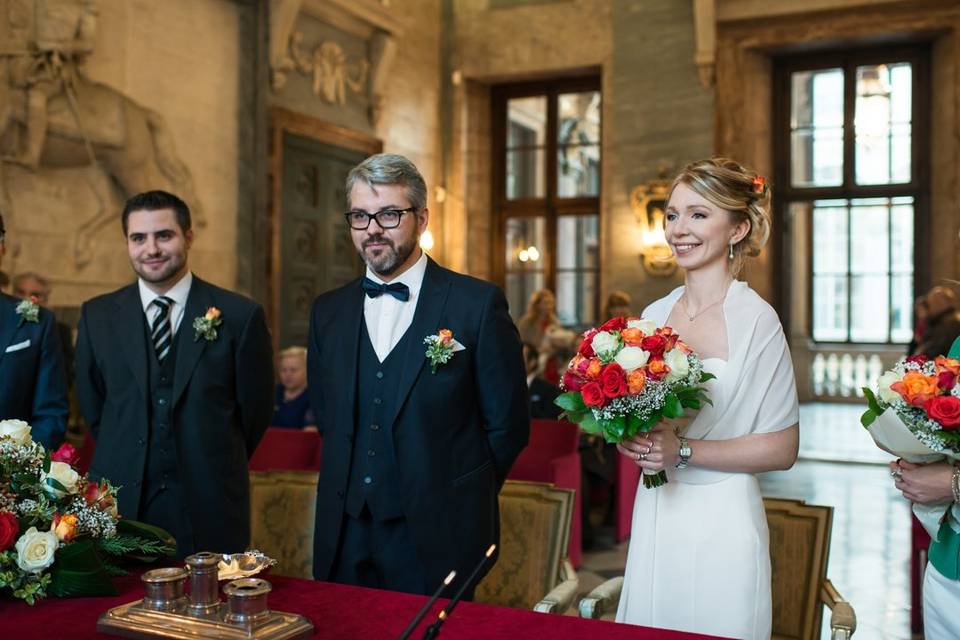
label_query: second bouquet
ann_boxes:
[554,317,715,488]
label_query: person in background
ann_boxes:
[907,295,928,356]
[917,286,960,359]
[523,342,560,419]
[517,289,561,384]
[272,346,317,431]
[13,271,75,387]
[604,290,632,320]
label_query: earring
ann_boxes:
[728,244,735,260]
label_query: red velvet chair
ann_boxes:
[507,419,582,567]
[249,428,323,472]
[615,453,640,542]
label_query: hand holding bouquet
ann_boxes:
[554,317,715,488]
[0,419,175,604]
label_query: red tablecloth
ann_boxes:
[0,572,729,639]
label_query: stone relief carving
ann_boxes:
[0,0,204,267]
[289,33,368,107]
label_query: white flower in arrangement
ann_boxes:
[41,461,81,498]
[876,371,903,404]
[0,419,32,446]
[590,331,620,357]
[664,349,690,382]
[15,527,59,574]
[626,318,657,335]
[614,346,650,372]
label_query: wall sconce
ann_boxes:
[630,180,677,277]
[420,230,435,251]
[517,245,541,263]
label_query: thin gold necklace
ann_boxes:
[680,291,728,322]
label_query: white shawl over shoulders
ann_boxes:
[643,281,800,484]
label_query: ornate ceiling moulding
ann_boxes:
[269,0,402,125]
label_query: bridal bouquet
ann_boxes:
[861,354,960,536]
[0,419,174,604]
[554,317,714,488]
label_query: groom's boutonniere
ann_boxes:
[424,329,461,373]
[15,297,40,327]
[193,306,222,342]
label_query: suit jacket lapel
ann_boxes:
[0,295,19,367]
[113,285,149,400]
[334,282,364,433]
[171,278,211,408]
[389,259,450,426]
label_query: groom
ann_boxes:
[308,154,529,596]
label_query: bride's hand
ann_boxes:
[616,428,681,471]
[893,460,954,505]
[616,434,649,466]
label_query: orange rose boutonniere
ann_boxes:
[424,328,459,373]
[193,306,223,342]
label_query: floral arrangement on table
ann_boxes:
[0,419,175,604]
[554,317,715,488]
[860,354,960,537]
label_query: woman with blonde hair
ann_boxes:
[614,158,799,639]
[517,289,562,384]
[603,290,632,321]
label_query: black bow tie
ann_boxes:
[362,277,410,302]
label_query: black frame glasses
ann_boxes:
[343,207,418,230]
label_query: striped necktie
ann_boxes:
[151,296,174,363]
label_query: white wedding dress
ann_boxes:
[615,282,799,640]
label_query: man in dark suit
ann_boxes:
[308,154,529,597]
[0,214,68,448]
[13,272,75,388]
[75,191,274,558]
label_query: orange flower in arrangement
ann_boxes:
[438,328,453,345]
[620,327,643,346]
[891,371,941,408]
[52,513,78,542]
[675,340,693,355]
[934,356,960,377]
[626,369,647,395]
[646,358,670,380]
[585,358,603,380]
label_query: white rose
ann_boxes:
[614,347,650,372]
[590,331,620,357]
[877,371,902,404]
[664,349,690,382]
[41,461,81,498]
[0,419,32,446]
[15,527,59,574]
[626,318,657,335]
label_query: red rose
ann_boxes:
[600,363,627,398]
[641,335,667,358]
[906,354,930,366]
[937,371,957,390]
[0,512,19,552]
[51,442,79,467]
[578,329,598,358]
[600,317,627,332]
[925,396,960,429]
[562,371,584,392]
[581,382,605,408]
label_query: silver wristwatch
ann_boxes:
[676,436,692,469]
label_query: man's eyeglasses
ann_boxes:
[344,207,417,230]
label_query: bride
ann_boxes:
[615,158,800,639]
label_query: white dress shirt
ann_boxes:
[138,271,193,336]
[364,252,428,362]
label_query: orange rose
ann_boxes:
[646,358,670,380]
[890,371,940,408]
[585,358,602,380]
[204,306,221,321]
[935,356,960,377]
[438,329,453,345]
[52,513,78,542]
[626,369,647,395]
[620,328,643,346]
[675,340,693,355]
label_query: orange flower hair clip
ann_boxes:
[751,175,767,196]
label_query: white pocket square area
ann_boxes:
[451,339,466,353]
[5,339,31,353]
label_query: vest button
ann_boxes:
[376,371,384,379]
[370,424,380,431]
[138,438,145,445]
[367,449,375,457]
[160,376,168,383]
[158,399,167,405]
[373,398,382,405]
[336,490,344,499]
[363,476,372,485]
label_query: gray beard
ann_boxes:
[363,237,416,277]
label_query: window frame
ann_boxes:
[491,74,602,327]
[772,44,931,345]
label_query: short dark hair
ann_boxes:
[122,191,191,235]
[522,342,539,365]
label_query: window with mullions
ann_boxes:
[776,49,927,344]
[494,78,601,328]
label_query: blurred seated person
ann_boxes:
[272,346,317,431]
[917,286,960,358]
[13,272,75,387]
[603,290,632,320]
[517,289,561,384]
[907,295,928,356]
[524,342,560,419]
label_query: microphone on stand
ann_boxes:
[396,570,457,640]
[421,544,496,640]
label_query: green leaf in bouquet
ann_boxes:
[42,449,51,474]
[11,471,38,492]
[680,396,702,410]
[554,392,586,413]
[860,409,877,428]
[599,416,627,443]
[578,412,600,436]
[48,539,118,598]
[663,394,684,419]
[699,371,716,383]
[862,387,884,416]
[114,519,177,557]
[43,476,70,495]
[623,414,644,439]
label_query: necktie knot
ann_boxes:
[362,277,410,302]
[153,296,173,316]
